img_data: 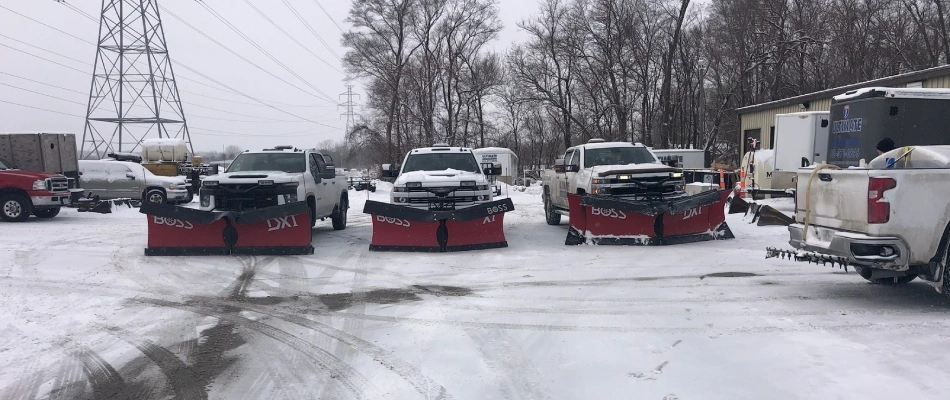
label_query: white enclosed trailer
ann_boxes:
[650,149,705,169]
[473,147,518,184]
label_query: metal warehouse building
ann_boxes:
[736,64,950,158]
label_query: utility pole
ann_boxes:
[79,0,192,159]
[339,85,361,135]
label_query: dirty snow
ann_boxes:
[1,185,949,399]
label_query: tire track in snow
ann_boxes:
[137,297,376,400]
[464,327,551,400]
[100,325,208,400]
[69,346,130,400]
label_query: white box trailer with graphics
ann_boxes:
[741,111,830,197]
[650,149,705,169]
[0,132,79,185]
[473,147,518,184]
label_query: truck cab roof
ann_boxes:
[409,146,475,154]
[568,141,648,151]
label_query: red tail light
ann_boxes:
[868,177,896,224]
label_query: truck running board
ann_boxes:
[565,190,734,246]
[364,198,514,252]
[140,202,314,256]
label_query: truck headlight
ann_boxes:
[592,178,606,184]
[475,195,488,201]
[460,180,476,187]
[32,180,46,190]
[393,186,408,192]
[283,193,298,203]
[203,180,219,187]
[407,182,422,188]
[281,182,299,187]
[393,196,407,203]
[168,183,180,190]
[476,185,488,191]
[200,194,211,208]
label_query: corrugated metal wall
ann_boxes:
[738,75,950,157]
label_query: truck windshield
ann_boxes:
[402,153,481,173]
[0,158,10,170]
[585,147,656,168]
[227,153,306,173]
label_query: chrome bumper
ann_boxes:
[30,195,67,207]
[788,223,910,270]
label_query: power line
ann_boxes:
[238,0,342,73]
[0,98,83,118]
[0,82,87,106]
[311,0,345,33]
[59,1,99,23]
[0,42,88,74]
[179,89,338,108]
[193,2,338,103]
[0,4,95,46]
[159,5,335,104]
[0,33,90,66]
[175,62,343,130]
[280,0,342,60]
[0,71,87,95]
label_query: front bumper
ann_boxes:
[29,192,69,207]
[788,223,910,270]
[167,189,189,201]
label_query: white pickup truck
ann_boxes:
[540,139,684,224]
[199,146,349,229]
[385,144,498,210]
[786,146,950,295]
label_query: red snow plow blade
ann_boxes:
[140,202,313,256]
[566,189,734,246]
[364,198,514,252]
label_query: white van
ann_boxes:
[78,160,189,204]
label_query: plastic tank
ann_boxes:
[141,138,188,162]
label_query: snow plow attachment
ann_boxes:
[566,189,734,246]
[140,202,313,256]
[364,198,514,252]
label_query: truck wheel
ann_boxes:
[33,207,61,219]
[544,191,561,225]
[332,196,348,230]
[854,266,918,284]
[145,189,166,204]
[0,194,32,222]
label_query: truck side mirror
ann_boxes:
[483,165,502,176]
[126,172,136,180]
[381,164,398,178]
[553,158,565,173]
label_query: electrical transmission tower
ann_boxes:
[81,0,192,159]
[339,85,361,135]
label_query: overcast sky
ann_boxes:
[0,0,537,153]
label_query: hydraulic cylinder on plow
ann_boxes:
[140,202,314,256]
[565,189,735,246]
[364,197,515,252]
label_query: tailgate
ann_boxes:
[795,169,870,231]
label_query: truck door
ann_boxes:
[566,149,581,195]
[553,150,574,208]
[309,153,334,215]
[109,163,142,199]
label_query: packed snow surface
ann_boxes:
[1,189,949,399]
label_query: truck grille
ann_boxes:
[46,178,69,193]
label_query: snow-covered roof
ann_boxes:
[571,141,646,151]
[409,146,475,154]
[833,87,950,101]
[473,147,517,155]
[650,149,705,154]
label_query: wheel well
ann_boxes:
[931,221,950,265]
[0,187,29,198]
[307,195,316,210]
[144,187,166,197]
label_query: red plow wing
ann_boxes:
[566,189,734,246]
[140,202,313,256]
[364,198,514,252]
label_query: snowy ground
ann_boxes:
[2,185,950,400]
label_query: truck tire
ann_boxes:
[854,266,918,285]
[33,207,61,219]
[0,194,32,222]
[145,188,166,204]
[544,190,561,225]
[332,196,348,230]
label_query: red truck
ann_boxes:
[0,157,70,222]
